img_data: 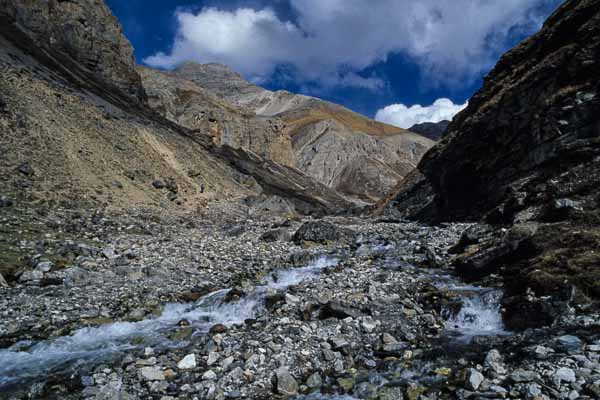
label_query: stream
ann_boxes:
[0,239,510,398]
[0,256,339,392]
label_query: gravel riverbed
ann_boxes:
[1,204,600,399]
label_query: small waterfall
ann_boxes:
[444,288,507,339]
[0,256,338,391]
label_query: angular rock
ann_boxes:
[18,269,43,283]
[202,370,217,380]
[139,367,165,381]
[177,354,196,370]
[510,370,540,383]
[466,369,485,391]
[553,368,576,385]
[0,272,8,287]
[293,221,347,244]
[274,367,298,396]
[0,196,13,208]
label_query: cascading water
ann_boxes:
[0,256,339,391]
[443,286,507,339]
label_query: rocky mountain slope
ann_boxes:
[408,120,450,141]
[380,0,600,328]
[0,0,352,216]
[147,62,434,201]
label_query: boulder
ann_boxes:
[293,221,351,244]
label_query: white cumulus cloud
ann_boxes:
[144,0,561,89]
[375,98,468,129]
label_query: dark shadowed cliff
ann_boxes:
[380,0,600,329]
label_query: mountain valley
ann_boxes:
[0,0,599,399]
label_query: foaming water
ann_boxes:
[0,256,338,391]
[444,288,507,339]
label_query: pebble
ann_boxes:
[177,354,196,370]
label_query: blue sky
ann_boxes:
[106,0,562,127]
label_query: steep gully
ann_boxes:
[0,231,507,397]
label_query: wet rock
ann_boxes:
[274,367,298,396]
[209,324,227,334]
[484,349,507,375]
[466,369,485,391]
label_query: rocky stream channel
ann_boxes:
[1,207,599,399]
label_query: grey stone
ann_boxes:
[0,272,8,287]
[138,367,165,381]
[554,367,576,384]
[0,196,13,208]
[18,269,43,283]
[202,370,217,380]
[35,261,53,273]
[511,370,540,383]
[274,367,298,396]
[557,335,583,350]
[17,162,34,176]
[177,354,196,370]
[526,383,542,399]
[484,349,506,375]
[306,372,322,389]
[466,369,485,391]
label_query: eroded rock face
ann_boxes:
[0,0,145,102]
[383,0,600,223]
[138,66,296,167]
[381,0,600,328]
[165,62,434,202]
[0,0,356,216]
